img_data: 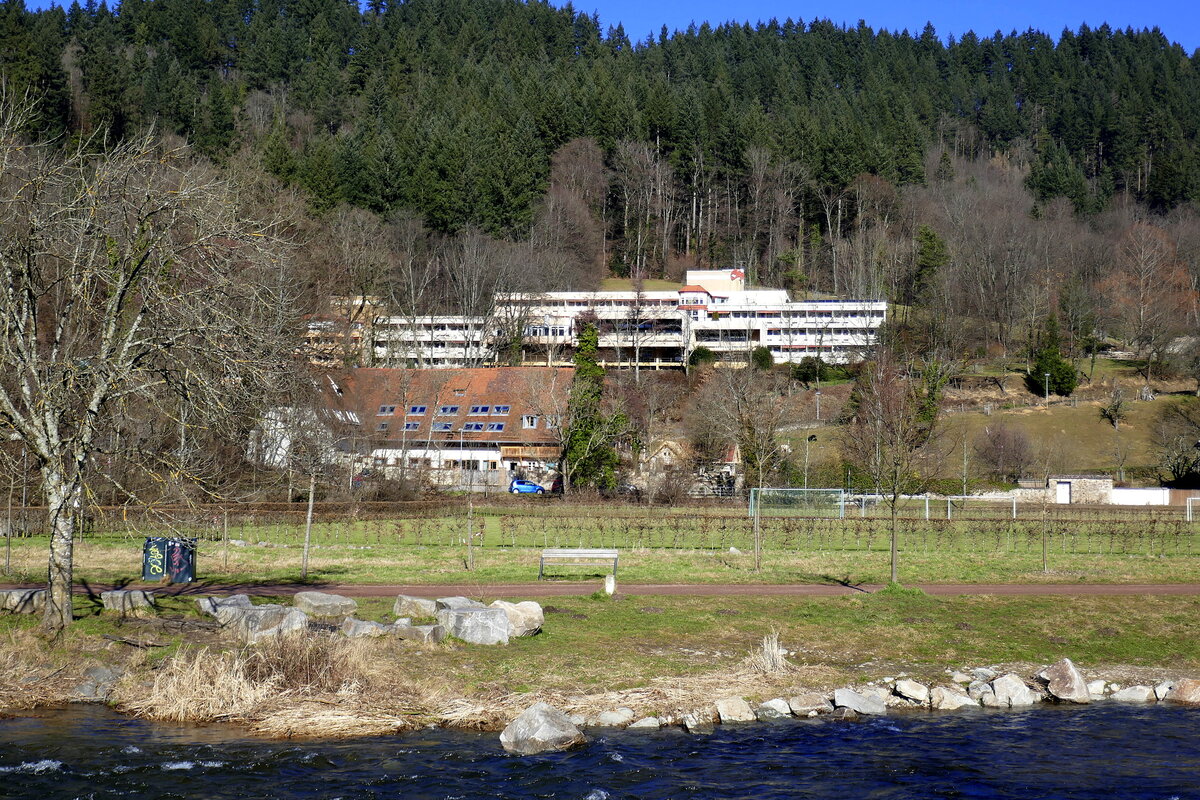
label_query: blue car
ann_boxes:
[509,479,545,494]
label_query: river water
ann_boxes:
[1,704,1198,799]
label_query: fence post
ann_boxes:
[924,495,930,521]
[222,509,229,572]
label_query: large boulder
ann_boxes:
[196,594,254,624]
[436,596,485,611]
[394,594,438,618]
[931,686,978,711]
[1163,679,1200,705]
[490,600,543,637]
[340,618,390,638]
[437,607,510,645]
[230,605,308,643]
[73,665,123,702]
[755,699,793,721]
[1111,685,1156,703]
[714,697,756,723]
[788,693,833,716]
[100,590,155,617]
[833,688,886,716]
[1038,658,1091,704]
[499,702,586,755]
[0,588,46,614]
[682,712,714,734]
[392,623,447,644]
[894,679,930,705]
[991,674,1037,707]
[294,592,357,622]
[627,717,660,730]
[594,708,635,727]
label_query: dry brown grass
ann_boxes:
[114,632,453,737]
[0,628,82,710]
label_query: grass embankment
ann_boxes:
[2,590,1197,735]
[785,387,1195,480]
[3,504,1200,586]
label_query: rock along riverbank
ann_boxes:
[2,587,1198,744]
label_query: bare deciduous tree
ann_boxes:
[0,109,296,630]
[840,354,944,584]
[974,424,1033,483]
[1101,223,1193,380]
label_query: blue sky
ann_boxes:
[582,0,1200,52]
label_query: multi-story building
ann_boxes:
[257,367,571,492]
[370,270,885,369]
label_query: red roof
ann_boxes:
[320,367,572,447]
[679,285,710,293]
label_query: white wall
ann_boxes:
[1111,487,1172,506]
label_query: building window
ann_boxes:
[376,422,390,432]
[403,422,420,431]
[491,405,511,415]
[462,422,485,432]
[433,422,452,432]
[407,405,427,415]
[486,423,505,432]
[469,405,490,415]
[377,405,396,415]
[522,415,538,429]
[437,405,460,415]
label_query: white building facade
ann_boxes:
[371,270,886,368]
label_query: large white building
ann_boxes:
[371,270,885,369]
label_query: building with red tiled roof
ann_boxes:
[318,366,573,491]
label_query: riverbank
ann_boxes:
[2,588,1198,737]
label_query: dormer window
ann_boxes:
[377,405,396,415]
[407,405,427,415]
[437,405,460,415]
[469,405,490,415]
[492,405,511,415]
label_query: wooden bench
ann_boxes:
[539,548,619,580]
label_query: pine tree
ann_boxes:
[1029,316,1078,397]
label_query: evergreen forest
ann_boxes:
[3,0,1200,363]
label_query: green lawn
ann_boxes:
[5,509,1200,586]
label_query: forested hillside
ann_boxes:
[3,0,1200,361]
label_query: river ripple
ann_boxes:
[1,704,1197,799]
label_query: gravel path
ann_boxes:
[9,581,1200,598]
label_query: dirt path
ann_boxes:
[9,581,1200,598]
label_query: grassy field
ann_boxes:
[3,502,1200,586]
[784,391,1193,481]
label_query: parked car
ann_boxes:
[509,479,545,495]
